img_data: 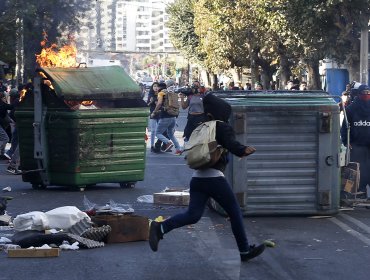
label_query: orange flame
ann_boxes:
[36,32,77,68]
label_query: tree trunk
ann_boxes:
[277,43,291,90]
[211,73,218,90]
[347,39,361,82]
[200,69,211,87]
[250,49,260,88]
[306,60,321,90]
[230,67,241,84]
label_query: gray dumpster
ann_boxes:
[212,91,341,216]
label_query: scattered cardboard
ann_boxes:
[7,248,60,258]
[0,214,11,225]
[153,191,190,206]
[341,162,360,193]
[92,214,149,243]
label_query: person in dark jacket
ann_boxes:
[341,84,370,196]
[147,82,161,153]
[0,92,14,160]
[149,93,265,262]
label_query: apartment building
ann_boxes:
[76,0,175,53]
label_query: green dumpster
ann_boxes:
[16,66,149,190]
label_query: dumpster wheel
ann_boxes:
[119,182,136,188]
[32,184,47,190]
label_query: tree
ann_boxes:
[0,0,92,83]
[260,0,370,88]
[166,0,205,64]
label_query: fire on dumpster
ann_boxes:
[33,32,95,109]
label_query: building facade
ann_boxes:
[76,0,175,53]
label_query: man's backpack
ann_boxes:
[184,120,224,169]
[163,89,180,116]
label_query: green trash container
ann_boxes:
[209,90,341,216]
[16,66,149,190]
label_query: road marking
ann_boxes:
[146,163,187,166]
[340,213,370,234]
[195,217,240,280]
[330,217,370,246]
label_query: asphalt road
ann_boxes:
[1,109,370,280]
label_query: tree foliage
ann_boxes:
[167,0,370,88]
[0,0,92,80]
[166,0,206,63]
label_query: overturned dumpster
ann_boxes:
[16,66,149,190]
[212,91,341,216]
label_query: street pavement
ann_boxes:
[1,109,370,280]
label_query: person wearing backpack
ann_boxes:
[149,93,266,262]
[151,79,182,154]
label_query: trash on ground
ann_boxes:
[92,214,149,243]
[11,230,70,248]
[263,239,276,248]
[0,237,12,243]
[0,197,8,215]
[66,233,104,248]
[83,196,134,214]
[153,191,190,206]
[0,214,12,226]
[154,216,165,222]
[137,195,153,203]
[2,187,11,192]
[13,206,90,231]
[7,247,60,258]
[59,241,79,250]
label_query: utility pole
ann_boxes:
[360,28,369,85]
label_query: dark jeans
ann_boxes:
[350,144,370,192]
[162,176,249,252]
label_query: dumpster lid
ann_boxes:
[212,90,339,107]
[38,66,141,100]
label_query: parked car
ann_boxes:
[141,76,154,89]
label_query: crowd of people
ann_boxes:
[145,77,310,157]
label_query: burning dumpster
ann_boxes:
[16,66,149,190]
[209,91,341,216]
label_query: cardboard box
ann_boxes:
[341,162,360,193]
[7,248,60,258]
[92,214,149,243]
[153,191,190,206]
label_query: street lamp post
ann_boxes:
[360,28,368,85]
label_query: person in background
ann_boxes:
[228,81,239,90]
[0,81,6,95]
[270,81,277,90]
[244,83,252,90]
[254,82,263,90]
[151,80,182,155]
[340,84,370,198]
[299,81,307,91]
[147,82,161,153]
[0,91,14,160]
[347,81,362,106]
[339,83,351,111]
[180,81,206,142]
[149,93,265,262]
[287,80,299,90]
